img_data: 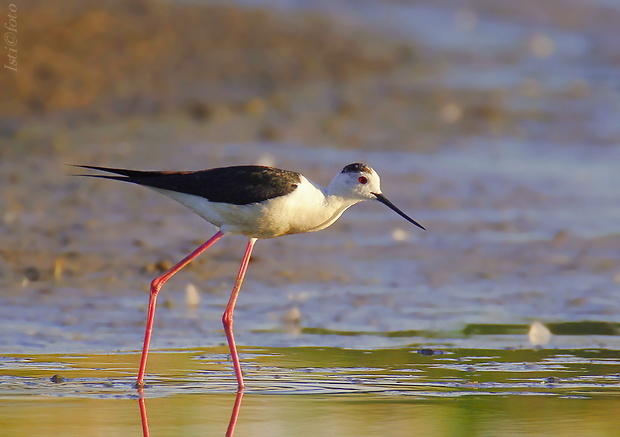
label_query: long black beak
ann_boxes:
[373,193,426,230]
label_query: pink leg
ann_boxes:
[226,390,244,437]
[222,238,257,390]
[136,230,225,388]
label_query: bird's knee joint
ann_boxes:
[222,311,234,327]
[150,277,164,294]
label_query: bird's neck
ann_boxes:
[322,180,362,218]
[280,180,360,235]
[324,193,359,210]
[315,194,360,228]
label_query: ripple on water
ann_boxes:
[0,347,619,400]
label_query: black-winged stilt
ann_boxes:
[75,162,425,389]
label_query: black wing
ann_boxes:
[73,165,301,205]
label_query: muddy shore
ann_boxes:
[1,0,619,353]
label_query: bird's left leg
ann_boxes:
[136,230,225,388]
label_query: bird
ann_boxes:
[74,162,425,390]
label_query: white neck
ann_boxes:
[300,192,360,233]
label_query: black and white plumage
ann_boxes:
[77,165,301,205]
[74,162,425,389]
[75,163,424,239]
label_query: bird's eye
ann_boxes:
[358,176,368,184]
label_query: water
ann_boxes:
[1,347,619,436]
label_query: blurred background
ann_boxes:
[1,1,620,435]
[3,0,618,150]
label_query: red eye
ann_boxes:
[358,176,368,184]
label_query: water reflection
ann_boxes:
[138,395,149,437]
[1,348,620,436]
[226,391,244,437]
[138,389,244,437]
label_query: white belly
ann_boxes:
[150,177,358,239]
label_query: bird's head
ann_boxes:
[329,163,426,230]
[329,163,382,201]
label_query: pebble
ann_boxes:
[185,283,201,308]
[417,348,443,356]
[50,374,66,383]
[528,321,552,347]
[23,266,40,281]
[543,376,561,384]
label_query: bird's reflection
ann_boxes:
[138,388,244,437]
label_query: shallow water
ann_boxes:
[1,347,619,437]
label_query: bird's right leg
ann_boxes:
[222,238,257,390]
